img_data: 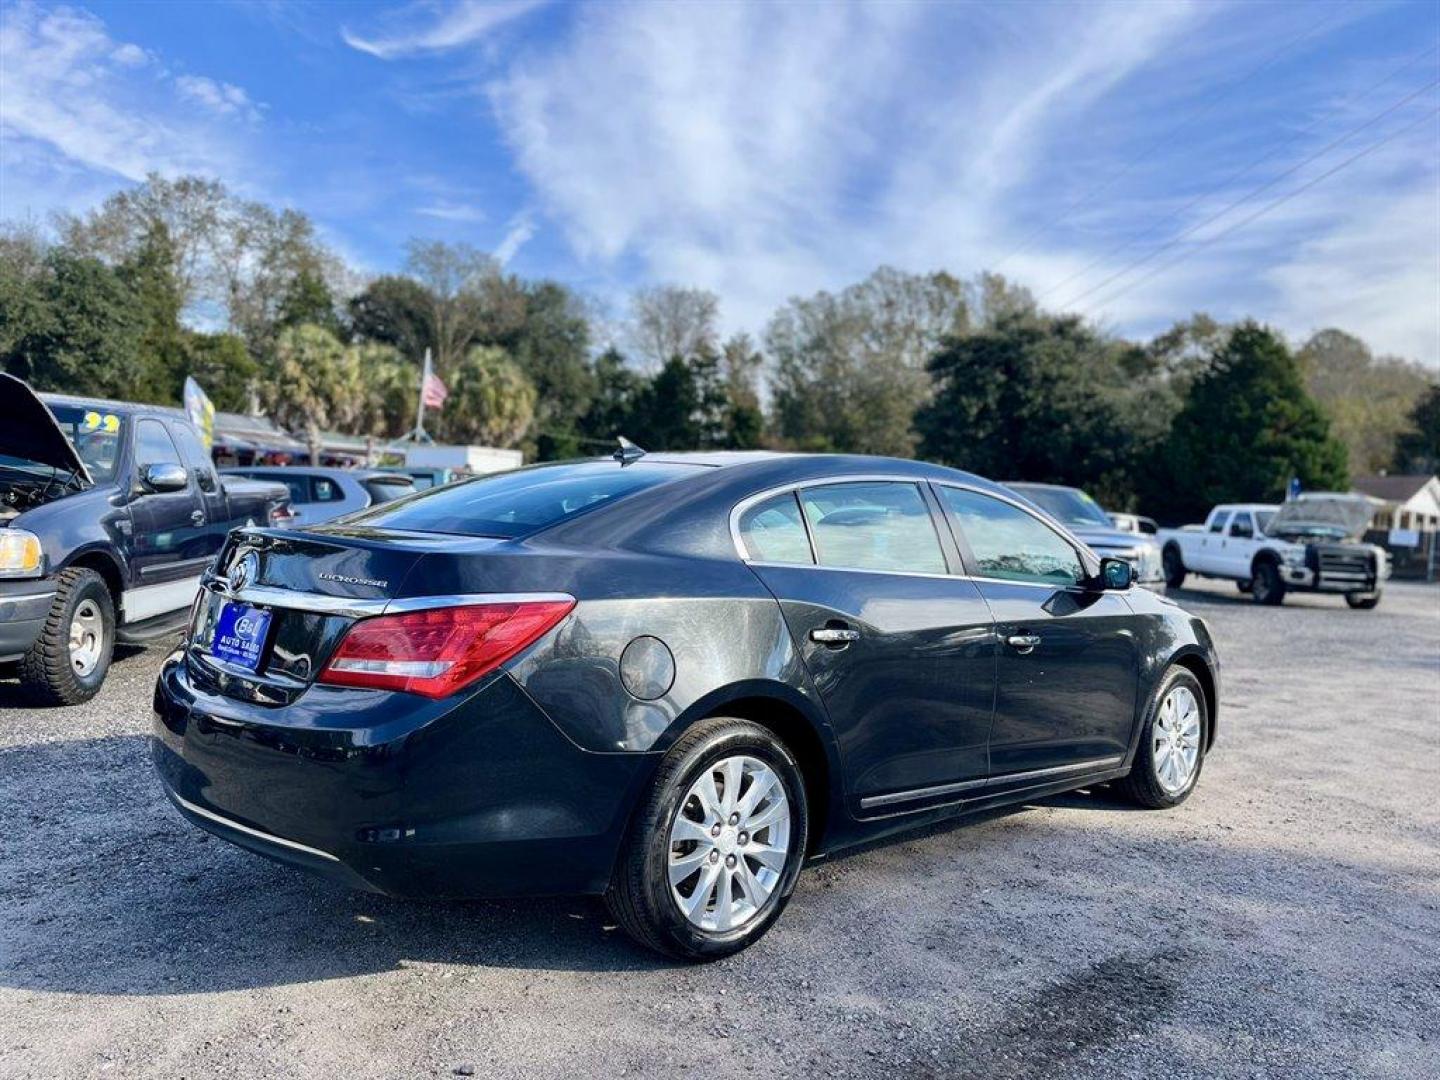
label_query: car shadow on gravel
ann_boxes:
[0,644,149,708]
[0,734,670,994]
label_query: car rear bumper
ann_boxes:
[151,650,658,898]
[0,578,56,662]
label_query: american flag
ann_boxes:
[422,371,448,409]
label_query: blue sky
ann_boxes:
[2,0,1437,364]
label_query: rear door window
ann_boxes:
[363,478,415,504]
[737,492,813,564]
[348,461,703,538]
[311,476,342,502]
[1208,511,1229,534]
[797,482,947,574]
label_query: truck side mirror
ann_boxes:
[1099,557,1134,591]
[141,462,189,493]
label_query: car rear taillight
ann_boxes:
[316,599,575,698]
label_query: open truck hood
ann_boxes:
[0,373,93,484]
[1269,493,1379,540]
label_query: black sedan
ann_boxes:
[152,450,1219,960]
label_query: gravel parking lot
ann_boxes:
[1,579,1436,1079]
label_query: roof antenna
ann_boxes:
[613,436,646,466]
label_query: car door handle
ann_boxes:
[190,510,205,525]
[1006,634,1041,654]
[810,627,860,645]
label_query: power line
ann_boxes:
[1036,41,1440,304]
[1054,73,1440,312]
[989,7,1349,274]
[1077,103,1440,318]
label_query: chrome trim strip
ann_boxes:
[170,791,341,863]
[209,583,576,619]
[859,776,990,809]
[985,755,1126,785]
[858,754,1127,810]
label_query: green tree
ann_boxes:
[579,347,647,446]
[1159,322,1348,521]
[442,345,537,448]
[721,333,765,449]
[348,275,432,362]
[917,312,1165,507]
[278,267,343,338]
[0,224,53,358]
[182,332,257,413]
[354,346,420,441]
[3,250,140,398]
[1297,328,1434,475]
[768,266,969,455]
[508,281,594,460]
[260,324,365,465]
[121,220,188,403]
[1393,383,1440,474]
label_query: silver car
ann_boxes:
[220,467,415,527]
[1006,482,1166,591]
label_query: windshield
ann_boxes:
[0,405,126,483]
[346,460,704,538]
[1255,511,1275,534]
[1011,485,1111,528]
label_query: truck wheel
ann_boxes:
[1345,592,1381,610]
[1162,545,1186,589]
[17,568,115,706]
[1117,665,1208,809]
[1236,579,1252,593]
[1251,561,1285,606]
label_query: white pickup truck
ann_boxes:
[1158,495,1388,609]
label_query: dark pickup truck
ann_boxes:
[1,375,291,704]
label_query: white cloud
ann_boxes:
[176,75,263,123]
[0,2,258,217]
[486,1,1210,332]
[494,211,534,265]
[342,0,545,60]
[415,200,487,223]
[483,0,1438,364]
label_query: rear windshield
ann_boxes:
[346,460,703,538]
[1010,484,1111,528]
[363,477,415,504]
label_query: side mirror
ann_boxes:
[1099,556,1134,591]
[141,462,189,493]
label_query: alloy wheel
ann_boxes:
[68,599,104,678]
[1152,685,1202,794]
[668,754,791,932]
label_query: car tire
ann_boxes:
[1236,579,1252,593]
[17,567,115,707]
[1116,665,1208,810]
[1251,560,1285,605]
[1162,545,1186,589]
[1345,592,1381,610]
[606,717,809,961]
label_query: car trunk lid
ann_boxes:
[188,525,509,702]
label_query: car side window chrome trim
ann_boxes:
[858,754,1127,810]
[731,473,1098,587]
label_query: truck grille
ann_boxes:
[1316,546,1374,589]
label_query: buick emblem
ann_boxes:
[228,550,258,593]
